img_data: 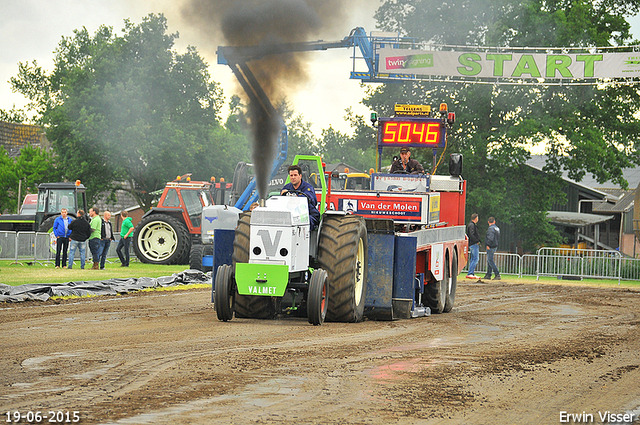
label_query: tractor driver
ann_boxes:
[281,164,320,230]
[390,147,425,174]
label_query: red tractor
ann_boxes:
[133,175,216,265]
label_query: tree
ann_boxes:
[11,14,231,210]
[0,147,18,213]
[317,108,377,172]
[370,0,640,251]
[0,144,58,214]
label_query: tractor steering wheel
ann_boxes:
[281,189,305,197]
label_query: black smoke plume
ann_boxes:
[182,0,347,200]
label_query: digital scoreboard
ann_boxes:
[378,117,446,149]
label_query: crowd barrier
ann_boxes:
[0,231,126,266]
[2,231,638,281]
[466,249,640,283]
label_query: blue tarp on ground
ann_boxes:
[0,270,211,302]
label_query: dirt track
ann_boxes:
[1,280,639,424]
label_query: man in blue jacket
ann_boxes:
[484,217,501,280]
[53,208,72,268]
[281,164,320,230]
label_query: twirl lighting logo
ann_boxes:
[386,53,434,70]
[622,54,640,74]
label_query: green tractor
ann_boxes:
[0,181,88,232]
[215,156,368,325]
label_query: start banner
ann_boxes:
[379,48,640,80]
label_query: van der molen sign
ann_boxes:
[380,48,640,80]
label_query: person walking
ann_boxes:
[116,211,134,267]
[53,208,72,268]
[483,217,501,280]
[98,211,115,270]
[466,213,481,279]
[67,210,92,269]
[88,207,102,270]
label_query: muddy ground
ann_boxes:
[1,280,639,425]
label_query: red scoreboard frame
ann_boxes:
[378,117,446,149]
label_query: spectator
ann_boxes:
[484,217,501,281]
[67,210,92,269]
[98,211,115,270]
[466,213,481,279]
[53,208,72,268]
[88,207,102,270]
[116,211,134,267]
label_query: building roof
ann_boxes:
[526,155,640,190]
[0,120,50,158]
[592,188,635,214]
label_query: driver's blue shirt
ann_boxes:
[282,180,320,229]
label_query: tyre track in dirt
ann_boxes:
[1,282,639,424]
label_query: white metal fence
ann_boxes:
[0,231,123,265]
[465,250,640,283]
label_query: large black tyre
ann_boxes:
[189,244,204,271]
[232,212,277,319]
[426,252,449,314]
[444,250,458,313]
[308,269,328,326]
[317,215,368,323]
[38,215,57,233]
[133,213,190,265]
[215,264,235,321]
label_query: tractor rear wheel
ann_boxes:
[308,269,328,325]
[426,252,449,314]
[214,264,235,321]
[444,250,458,313]
[133,214,190,265]
[232,212,277,319]
[317,215,368,322]
[38,215,57,233]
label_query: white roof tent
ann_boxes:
[547,211,615,250]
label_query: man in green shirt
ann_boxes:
[88,207,102,270]
[116,210,134,267]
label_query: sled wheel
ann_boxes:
[444,249,458,313]
[426,252,449,314]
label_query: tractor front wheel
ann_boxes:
[215,264,235,321]
[133,214,190,265]
[308,269,328,325]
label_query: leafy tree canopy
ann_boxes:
[10,13,239,210]
[0,144,59,213]
[368,0,640,251]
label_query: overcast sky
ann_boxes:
[1,1,639,136]
[0,0,378,136]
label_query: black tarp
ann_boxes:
[0,270,211,302]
